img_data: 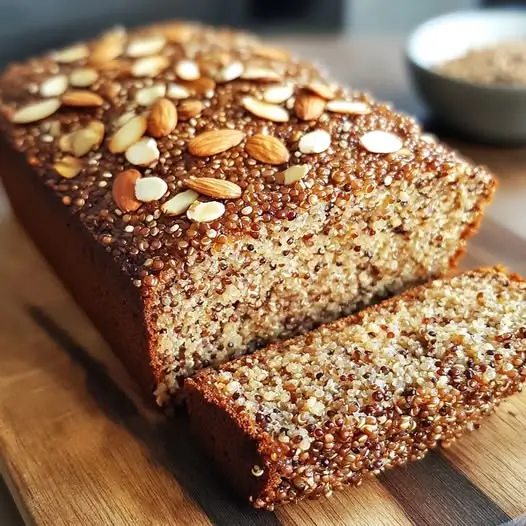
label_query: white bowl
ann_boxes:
[406,9,526,143]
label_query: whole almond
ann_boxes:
[109,114,148,153]
[178,100,203,121]
[295,92,325,121]
[62,90,104,107]
[10,99,61,124]
[188,129,245,157]
[147,98,177,138]
[112,169,142,212]
[89,34,125,65]
[245,134,290,165]
[184,177,242,199]
[53,156,83,179]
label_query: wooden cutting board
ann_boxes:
[1,148,526,526]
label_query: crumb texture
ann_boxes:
[187,268,526,509]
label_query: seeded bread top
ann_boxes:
[0,22,493,287]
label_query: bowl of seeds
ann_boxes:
[406,9,526,143]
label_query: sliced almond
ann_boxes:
[59,133,73,152]
[326,100,370,115]
[147,98,177,137]
[241,66,281,82]
[245,134,290,165]
[69,68,99,88]
[71,120,105,156]
[61,90,104,107]
[188,129,245,157]
[90,33,125,65]
[53,156,83,179]
[298,129,331,154]
[40,75,69,97]
[360,130,403,154]
[175,59,200,81]
[135,83,166,106]
[215,61,244,83]
[52,44,89,63]
[294,92,325,121]
[252,45,290,62]
[166,83,191,100]
[115,111,136,129]
[276,164,310,185]
[109,114,148,153]
[305,82,336,100]
[126,35,166,57]
[187,200,225,223]
[263,84,293,104]
[112,169,142,212]
[184,177,242,199]
[161,189,199,215]
[180,77,215,95]
[178,99,204,121]
[125,137,160,166]
[161,23,195,44]
[135,176,168,202]
[131,55,169,78]
[11,99,61,124]
[241,96,289,122]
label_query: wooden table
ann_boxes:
[1,36,525,526]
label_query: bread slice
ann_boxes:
[185,267,526,509]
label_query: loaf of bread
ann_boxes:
[0,22,495,404]
[185,267,526,509]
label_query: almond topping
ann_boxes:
[10,99,61,124]
[298,129,331,154]
[252,46,290,62]
[184,177,242,199]
[241,66,281,82]
[52,44,89,63]
[109,114,148,153]
[125,137,160,166]
[263,84,294,104]
[294,92,325,121]
[69,68,99,87]
[275,164,310,185]
[161,190,199,216]
[89,34,125,64]
[359,131,403,154]
[181,77,215,95]
[215,61,244,83]
[135,176,168,202]
[178,100,204,121]
[112,169,142,212]
[126,35,166,57]
[166,83,191,99]
[161,23,195,44]
[131,55,169,78]
[305,82,336,100]
[40,75,69,97]
[135,83,166,106]
[241,96,289,122]
[187,201,225,223]
[326,100,370,115]
[188,129,245,157]
[114,111,136,129]
[61,90,104,107]
[245,134,290,165]
[147,98,177,137]
[70,120,105,157]
[175,59,200,81]
[53,156,83,179]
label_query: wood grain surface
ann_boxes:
[1,35,526,526]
